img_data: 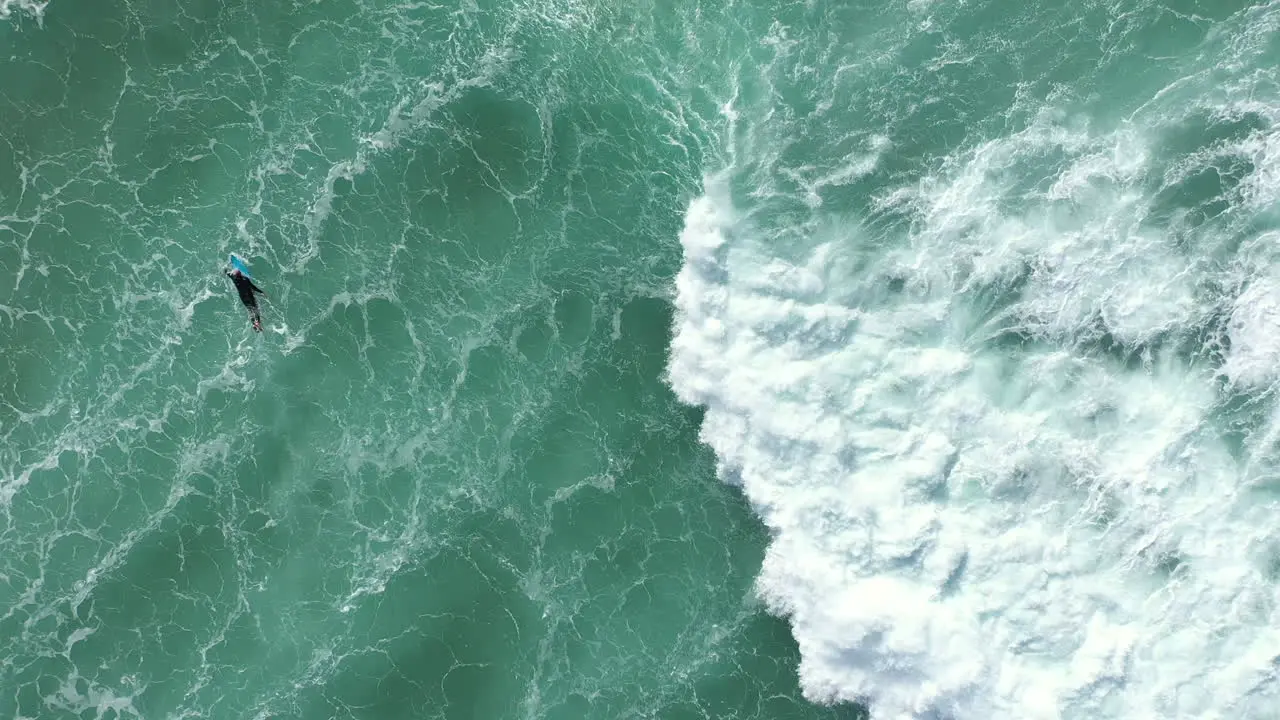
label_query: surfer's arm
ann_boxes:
[248,280,266,295]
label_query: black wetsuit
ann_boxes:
[226,270,265,331]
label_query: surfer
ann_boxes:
[225,266,266,332]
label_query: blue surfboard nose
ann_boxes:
[229,254,254,280]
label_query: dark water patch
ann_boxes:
[516,317,555,362]
[1208,384,1272,463]
[1157,110,1268,161]
[56,492,235,715]
[1148,158,1255,230]
[305,537,537,720]
[685,613,869,720]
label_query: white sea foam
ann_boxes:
[0,0,47,23]
[1224,265,1280,388]
[669,78,1280,720]
[37,668,142,720]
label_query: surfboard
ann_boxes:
[229,253,254,280]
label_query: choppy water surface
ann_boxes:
[4,0,1280,718]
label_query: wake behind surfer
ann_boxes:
[225,267,266,332]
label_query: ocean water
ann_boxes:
[3,0,1280,718]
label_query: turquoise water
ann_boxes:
[4,0,1280,718]
[0,1,857,718]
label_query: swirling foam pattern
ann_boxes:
[671,0,1280,718]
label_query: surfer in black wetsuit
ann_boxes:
[225,268,266,332]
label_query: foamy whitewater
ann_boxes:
[6,0,1280,718]
[670,2,1280,718]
